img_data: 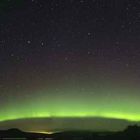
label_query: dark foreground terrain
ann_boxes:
[0,125,140,140]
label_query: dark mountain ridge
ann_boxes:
[0,128,51,139]
[0,125,140,140]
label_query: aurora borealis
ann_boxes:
[1,87,140,122]
[1,0,140,132]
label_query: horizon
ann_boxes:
[0,116,139,132]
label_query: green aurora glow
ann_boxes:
[1,87,140,122]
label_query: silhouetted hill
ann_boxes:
[0,128,51,139]
[0,125,140,140]
[53,125,140,140]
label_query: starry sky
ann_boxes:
[0,0,140,132]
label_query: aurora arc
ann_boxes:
[1,87,140,123]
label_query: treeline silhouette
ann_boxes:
[0,125,140,140]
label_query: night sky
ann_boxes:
[0,0,140,132]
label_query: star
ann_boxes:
[27,40,31,44]
[87,32,91,36]
[10,53,14,57]
[41,42,44,46]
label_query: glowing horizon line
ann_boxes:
[0,113,140,122]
